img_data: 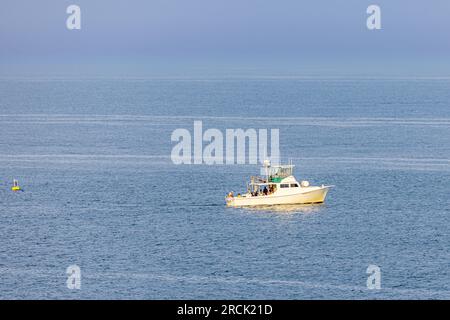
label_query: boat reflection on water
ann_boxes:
[237,202,326,214]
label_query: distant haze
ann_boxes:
[1,0,449,77]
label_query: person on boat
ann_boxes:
[263,186,268,196]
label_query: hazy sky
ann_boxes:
[1,0,449,76]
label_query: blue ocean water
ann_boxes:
[0,77,449,299]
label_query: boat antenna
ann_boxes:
[288,158,293,175]
[263,159,271,183]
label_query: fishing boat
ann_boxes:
[226,160,332,207]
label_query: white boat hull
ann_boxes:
[226,186,330,207]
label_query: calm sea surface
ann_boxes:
[0,78,449,299]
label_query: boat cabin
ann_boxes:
[247,164,300,197]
